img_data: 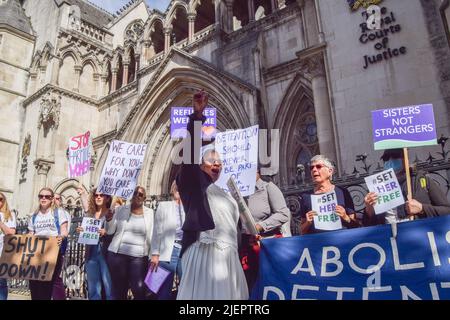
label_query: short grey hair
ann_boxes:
[310,155,335,171]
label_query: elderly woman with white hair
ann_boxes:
[300,155,360,234]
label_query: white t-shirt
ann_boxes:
[28,210,68,237]
[0,212,16,256]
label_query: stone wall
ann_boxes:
[320,0,450,173]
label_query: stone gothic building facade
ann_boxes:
[1,0,449,217]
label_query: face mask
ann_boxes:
[384,159,403,172]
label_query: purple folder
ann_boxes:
[144,265,171,294]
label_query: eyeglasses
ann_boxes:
[309,164,325,171]
[204,158,222,165]
[94,194,104,198]
[134,191,145,198]
[38,194,53,200]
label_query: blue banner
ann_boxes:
[253,215,450,300]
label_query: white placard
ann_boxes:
[311,191,342,231]
[227,177,258,235]
[97,140,147,200]
[77,217,101,245]
[214,125,259,197]
[364,168,405,215]
[68,131,91,178]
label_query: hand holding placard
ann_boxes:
[364,168,405,215]
[311,191,342,231]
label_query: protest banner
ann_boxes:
[68,130,91,178]
[365,168,405,214]
[97,140,147,200]
[311,191,342,231]
[77,217,101,245]
[0,235,59,281]
[371,104,437,150]
[253,215,450,300]
[171,107,216,139]
[227,177,258,235]
[215,125,259,197]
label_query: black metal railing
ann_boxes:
[283,138,450,235]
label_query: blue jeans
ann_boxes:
[158,245,182,300]
[0,278,8,300]
[86,245,113,300]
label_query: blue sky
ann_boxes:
[88,0,172,14]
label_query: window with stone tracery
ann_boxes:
[125,20,144,42]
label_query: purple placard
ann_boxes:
[371,104,437,150]
[170,107,216,139]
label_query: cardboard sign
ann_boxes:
[372,104,437,150]
[68,130,91,178]
[311,191,342,231]
[227,177,258,235]
[77,218,101,245]
[171,107,216,139]
[0,235,59,281]
[97,140,147,200]
[365,168,405,214]
[215,125,259,197]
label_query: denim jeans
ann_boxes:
[0,278,8,300]
[86,244,112,300]
[157,245,182,300]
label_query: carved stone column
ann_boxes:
[111,68,118,92]
[271,0,277,12]
[248,0,256,22]
[299,52,337,164]
[29,73,37,95]
[100,75,107,97]
[51,56,62,85]
[188,13,196,43]
[33,159,54,197]
[73,65,82,92]
[164,27,172,53]
[93,73,100,98]
[224,0,234,32]
[122,62,129,86]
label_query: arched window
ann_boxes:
[117,55,123,89]
[79,62,96,97]
[194,0,215,33]
[106,61,112,94]
[125,20,144,42]
[59,54,76,91]
[150,20,164,55]
[128,47,136,83]
[233,0,250,31]
[255,0,273,20]
[171,6,188,45]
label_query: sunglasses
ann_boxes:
[134,191,145,198]
[38,194,53,200]
[310,164,325,171]
[94,194,105,198]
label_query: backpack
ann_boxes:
[32,208,68,255]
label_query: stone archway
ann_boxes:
[272,73,318,188]
[116,66,253,197]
